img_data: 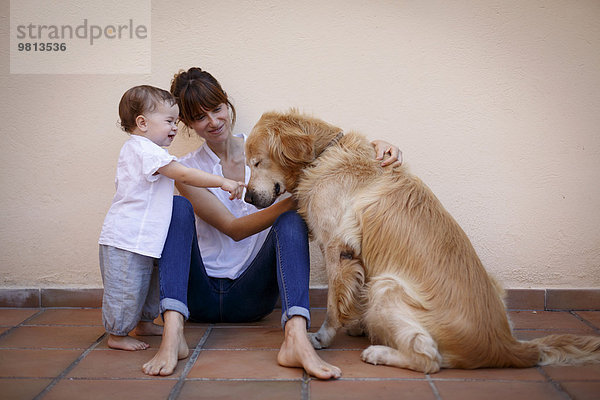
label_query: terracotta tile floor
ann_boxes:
[0,307,599,399]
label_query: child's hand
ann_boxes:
[221,179,246,200]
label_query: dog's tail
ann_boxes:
[470,333,600,369]
[531,334,600,366]
[497,334,600,368]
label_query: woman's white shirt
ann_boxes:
[178,134,270,279]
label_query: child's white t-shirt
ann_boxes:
[99,135,176,258]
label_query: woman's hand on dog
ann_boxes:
[372,140,403,167]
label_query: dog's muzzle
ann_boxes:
[244,189,274,209]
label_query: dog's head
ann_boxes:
[244,111,317,208]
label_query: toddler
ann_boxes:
[98,85,244,351]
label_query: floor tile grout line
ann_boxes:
[378,374,547,382]
[512,328,595,333]
[425,377,550,383]
[180,377,445,382]
[301,372,309,400]
[167,325,213,400]
[192,348,370,351]
[0,346,104,351]
[536,366,573,400]
[203,325,283,329]
[189,348,280,351]
[9,375,595,383]
[569,311,600,334]
[19,324,104,327]
[47,377,301,382]
[31,376,179,382]
[425,374,442,400]
[301,376,573,382]
[32,331,108,400]
[34,307,102,310]
[0,309,46,340]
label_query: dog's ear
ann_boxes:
[270,127,315,168]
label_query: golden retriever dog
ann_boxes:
[244,109,600,373]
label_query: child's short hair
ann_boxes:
[118,85,176,133]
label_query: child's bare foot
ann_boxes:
[277,316,342,380]
[135,321,164,336]
[142,311,189,376]
[108,334,150,351]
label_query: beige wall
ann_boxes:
[1,0,599,289]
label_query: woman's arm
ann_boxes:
[176,182,296,242]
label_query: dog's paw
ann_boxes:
[308,332,326,349]
[361,344,441,373]
[361,345,393,365]
[361,345,391,366]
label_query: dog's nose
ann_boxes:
[244,191,255,205]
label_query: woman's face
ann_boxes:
[188,103,231,143]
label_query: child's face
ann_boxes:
[141,102,179,147]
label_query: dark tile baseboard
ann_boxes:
[0,288,104,308]
[0,287,598,310]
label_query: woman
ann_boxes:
[142,67,402,378]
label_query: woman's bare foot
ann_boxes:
[108,334,150,351]
[135,321,164,336]
[277,316,342,380]
[142,311,189,376]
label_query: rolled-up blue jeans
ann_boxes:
[158,196,311,328]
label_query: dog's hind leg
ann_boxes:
[361,275,442,373]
